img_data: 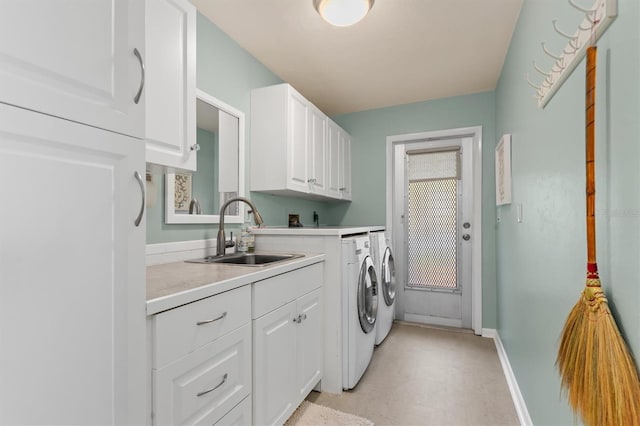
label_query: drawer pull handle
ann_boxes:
[197,373,228,397]
[196,312,227,326]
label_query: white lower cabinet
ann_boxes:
[150,285,252,426]
[154,324,251,426]
[0,104,146,425]
[216,396,252,426]
[148,261,324,426]
[252,264,324,426]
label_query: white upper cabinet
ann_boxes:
[308,105,328,196]
[251,83,350,201]
[144,0,197,171]
[327,120,343,199]
[340,130,352,201]
[288,90,310,192]
[0,0,145,138]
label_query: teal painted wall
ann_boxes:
[495,0,640,424]
[146,14,333,244]
[328,92,498,328]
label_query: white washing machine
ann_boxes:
[370,231,396,345]
[342,235,378,390]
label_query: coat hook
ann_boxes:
[541,42,562,60]
[551,62,565,73]
[533,60,551,77]
[552,19,578,40]
[568,0,598,14]
[578,21,593,31]
[526,74,542,90]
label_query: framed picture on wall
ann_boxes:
[174,173,192,212]
[495,134,512,205]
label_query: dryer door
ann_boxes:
[381,247,396,306]
[358,256,378,333]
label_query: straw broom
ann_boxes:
[556,45,640,426]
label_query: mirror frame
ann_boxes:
[165,89,245,224]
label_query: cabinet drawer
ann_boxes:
[252,263,323,319]
[153,285,250,368]
[154,324,251,426]
[214,396,251,426]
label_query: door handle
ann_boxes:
[134,171,145,227]
[133,48,145,104]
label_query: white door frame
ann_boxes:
[386,126,483,335]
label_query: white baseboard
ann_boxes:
[481,328,497,338]
[489,329,533,426]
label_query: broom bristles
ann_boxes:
[557,279,640,426]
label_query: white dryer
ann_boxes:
[370,231,396,345]
[342,235,378,390]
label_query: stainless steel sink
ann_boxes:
[185,253,304,266]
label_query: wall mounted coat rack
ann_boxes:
[527,0,617,108]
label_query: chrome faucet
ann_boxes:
[217,197,264,256]
[189,198,202,214]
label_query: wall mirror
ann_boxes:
[165,89,245,224]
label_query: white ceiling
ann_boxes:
[191,0,523,116]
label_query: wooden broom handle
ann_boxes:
[586,46,597,264]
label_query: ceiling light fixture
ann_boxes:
[313,0,375,27]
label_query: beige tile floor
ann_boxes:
[307,322,520,426]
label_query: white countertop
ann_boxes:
[146,252,325,315]
[251,225,385,236]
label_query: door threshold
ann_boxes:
[394,320,475,335]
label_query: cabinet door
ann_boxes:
[296,289,323,400]
[253,302,297,426]
[340,131,353,200]
[307,106,327,195]
[145,0,197,171]
[326,120,342,199]
[0,104,146,425]
[288,90,309,193]
[0,0,144,138]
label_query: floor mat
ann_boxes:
[284,400,374,426]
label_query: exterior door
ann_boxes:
[397,138,474,329]
[0,0,144,138]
